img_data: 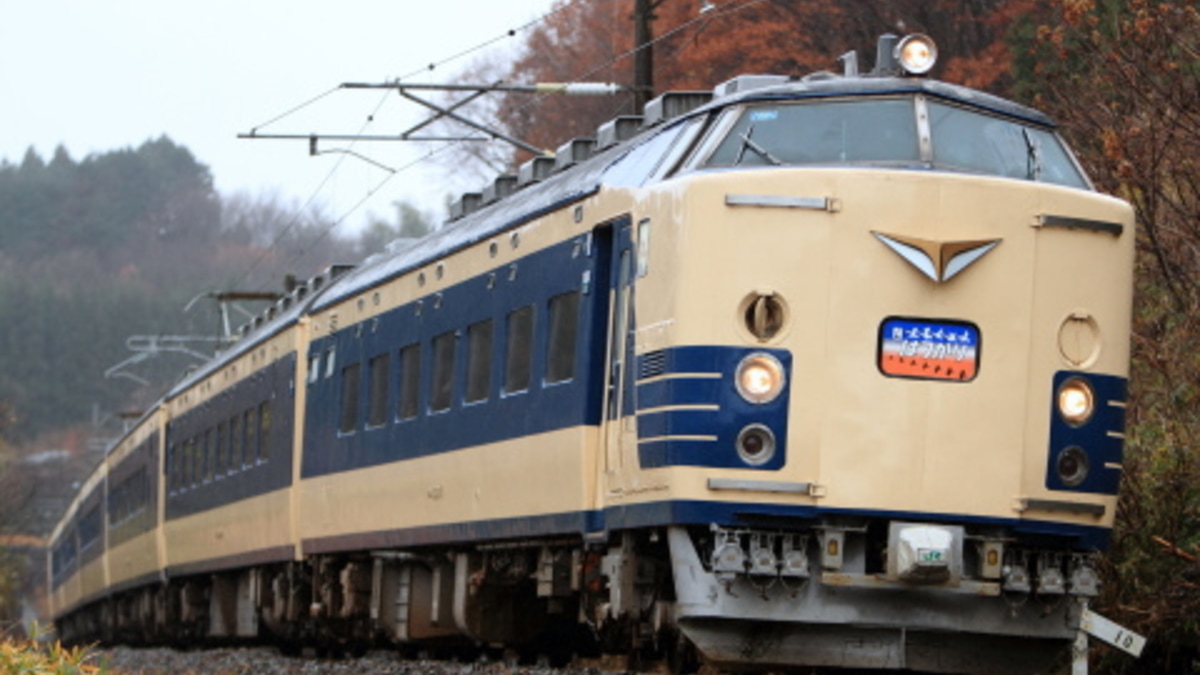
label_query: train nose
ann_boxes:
[886,522,964,585]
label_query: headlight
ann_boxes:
[736,424,777,466]
[1056,446,1090,487]
[1057,377,1095,426]
[896,34,938,75]
[735,353,785,404]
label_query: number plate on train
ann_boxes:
[878,318,980,382]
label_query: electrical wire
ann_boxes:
[229,0,591,294]
[234,0,765,296]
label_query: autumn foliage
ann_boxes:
[478,0,1026,166]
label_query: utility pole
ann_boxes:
[633,0,660,111]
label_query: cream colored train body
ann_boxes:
[48,36,1133,673]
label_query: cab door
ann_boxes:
[599,219,637,480]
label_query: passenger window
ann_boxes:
[465,320,494,403]
[504,306,534,394]
[430,332,456,412]
[308,353,321,384]
[259,402,272,461]
[206,429,216,482]
[397,344,421,420]
[229,414,242,473]
[215,422,226,475]
[340,363,361,433]
[546,291,580,383]
[367,354,390,427]
[244,408,258,466]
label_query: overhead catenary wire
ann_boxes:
[234,0,766,297]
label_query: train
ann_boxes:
[47,34,1135,674]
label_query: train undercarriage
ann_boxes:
[57,520,1099,674]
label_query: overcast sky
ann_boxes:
[1,0,556,235]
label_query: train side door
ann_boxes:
[600,220,637,479]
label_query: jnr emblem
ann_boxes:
[872,231,1001,283]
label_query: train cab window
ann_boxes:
[258,402,272,461]
[229,414,242,472]
[604,118,699,187]
[367,354,390,427]
[397,343,421,420]
[703,98,920,168]
[430,332,456,412]
[546,291,581,384]
[504,306,534,394]
[244,407,258,466]
[465,320,494,404]
[926,101,1089,189]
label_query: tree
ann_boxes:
[442,0,1022,172]
[1016,2,1200,671]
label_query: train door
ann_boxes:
[599,219,637,481]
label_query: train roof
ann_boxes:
[311,71,1058,311]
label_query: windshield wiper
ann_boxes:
[1022,127,1042,181]
[734,124,783,166]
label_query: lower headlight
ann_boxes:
[1057,377,1095,426]
[736,352,785,404]
[1056,446,1090,487]
[736,424,776,466]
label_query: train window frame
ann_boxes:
[546,291,581,385]
[366,353,391,428]
[465,319,494,404]
[503,305,535,395]
[397,343,421,421]
[677,106,741,174]
[430,331,457,413]
[646,115,710,183]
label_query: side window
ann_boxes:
[206,429,216,482]
[258,401,271,462]
[546,291,581,383]
[367,354,390,427]
[465,320,494,403]
[430,332,456,412]
[229,414,242,473]
[339,363,361,433]
[215,422,227,476]
[397,344,421,420]
[504,306,534,394]
[308,352,321,384]
[244,407,258,467]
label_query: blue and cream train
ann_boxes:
[48,35,1134,674]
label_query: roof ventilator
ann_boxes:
[518,156,556,187]
[643,91,713,127]
[712,75,790,98]
[597,116,644,150]
[555,138,596,172]
[482,175,518,205]
[449,192,483,221]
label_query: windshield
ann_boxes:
[705,98,920,167]
[699,96,1089,189]
[926,101,1088,188]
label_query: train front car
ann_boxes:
[616,37,1135,673]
